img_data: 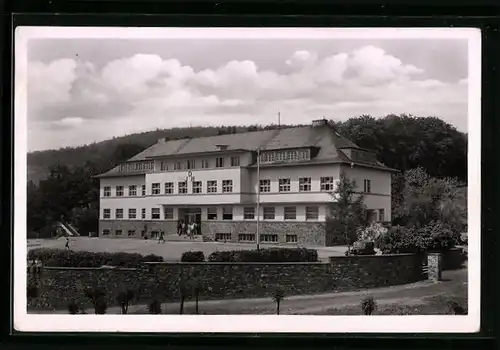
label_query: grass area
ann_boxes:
[27,237,347,261]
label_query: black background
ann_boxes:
[1,0,498,349]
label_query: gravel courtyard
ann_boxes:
[27,237,347,261]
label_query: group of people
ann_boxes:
[177,220,199,239]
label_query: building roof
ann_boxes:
[97,123,395,178]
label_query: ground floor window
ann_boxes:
[260,234,278,243]
[164,207,174,220]
[128,230,135,236]
[286,234,298,243]
[215,233,232,241]
[152,208,161,219]
[103,209,111,219]
[306,206,319,220]
[222,206,233,220]
[379,208,385,222]
[151,230,159,238]
[263,206,275,220]
[102,229,110,236]
[284,206,296,220]
[115,230,122,236]
[207,207,218,220]
[238,233,255,242]
[243,206,255,220]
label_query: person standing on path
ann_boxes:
[64,236,70,250]
[158,231,165,244]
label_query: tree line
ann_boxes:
[26,114,467,237]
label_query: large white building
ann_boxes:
[97,119,396,246]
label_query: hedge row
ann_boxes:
[27,248,164,267]
[207,247,318,262]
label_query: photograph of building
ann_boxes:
[97,118,395,245]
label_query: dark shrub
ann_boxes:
[148,300,162,314]
[181,251,205,262]
[94,298,108,314]
[209,248,318,262]
[27,248,163,267]
[208,250,236,262]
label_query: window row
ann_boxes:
[215,233,298,243]
[101,205,320,221]
[259,149,310,163]
[119,156,241,173]
[103,178,372,197]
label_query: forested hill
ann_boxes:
[27,114,468,184]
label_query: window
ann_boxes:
[263,206,275,220]
[306,206,319,220]
[164,207,174,220]
[187,160,196,169]
[364,179,371,193]
[128,185,137,196]
[174,162,181,170]
[141,208,146,219]
[151,208,161,220]
[243,206,255,220]
[259,179,271,192]
[284,206,296,220]
[115,230,122,236]
[216,157,224,168]
[116,209,124,219]
[379,209,385,222]
[207,207,218,220]
[286,234,298,243]
[222,206,233,220]
[238,233,255,242]
[222,180,233,193]
[193,181,202,194]
[202,159,209,168]
[142,185,146,196]
[128,230,136,236]
[128,208,137,219]
[103,186,111,197]
[207,180,217,193]
[260,234,278,243]
[215,233,232,241]
[230,156,240,167]
[299,177,311,192]
[102,229,110,236]
[320,177,334,192]
[165,182,174,194]
[151,231,159,239]
[178,181,187,194]
[116,186,124,197]
[152,183,161,195]
[160,161,168,171]
[279,178,291,192]
[103,209,111,219]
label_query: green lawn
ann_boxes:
[27,237,347,261]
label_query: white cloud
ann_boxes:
[27,45,468,151]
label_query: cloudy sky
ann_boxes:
[26,35,469,152]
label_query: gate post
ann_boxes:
[427,252,443,282]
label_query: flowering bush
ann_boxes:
[357,223,388,242]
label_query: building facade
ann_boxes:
[97,119,396,246]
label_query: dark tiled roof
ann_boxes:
[97,124,393,177]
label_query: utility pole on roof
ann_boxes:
[278,111,281,127]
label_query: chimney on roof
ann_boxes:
[312,118,328,127]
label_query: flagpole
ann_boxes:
[256,147,261,251]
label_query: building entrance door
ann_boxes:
[178,207,202,235]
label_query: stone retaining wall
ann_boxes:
[28,253,424,312]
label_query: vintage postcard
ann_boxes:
[14,26,480,333]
